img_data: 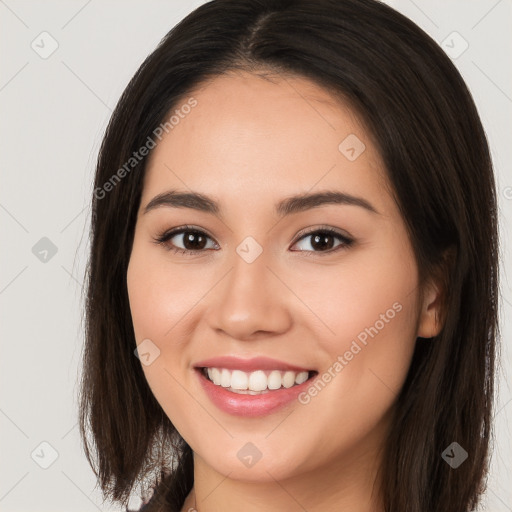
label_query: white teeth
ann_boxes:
[231,370,248,390]
[203,367,310,392]
[268,370,282,390]
[248,370,268,391]
[295,372,309,385]
[295,371,308,385]
[282,371,296,388]
[220,369,231,388]
[211,367,221,385]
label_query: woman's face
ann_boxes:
[127,71,441,485]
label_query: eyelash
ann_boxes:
[153,224,354,257]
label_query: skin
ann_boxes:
[126,70,443,512]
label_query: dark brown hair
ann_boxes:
[79,1,500,511]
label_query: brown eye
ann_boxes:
[177,230,209,251]
[154,226,218,255]
[291,228,353,255]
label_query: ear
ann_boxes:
[416,247,455,339]
[416,277,444,338]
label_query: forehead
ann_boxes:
[141,70,390,214]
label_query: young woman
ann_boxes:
[79,1,499,511]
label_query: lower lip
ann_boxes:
[195,368,316,417]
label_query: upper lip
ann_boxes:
[194,356,313,373]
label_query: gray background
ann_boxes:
[0,1,510,510]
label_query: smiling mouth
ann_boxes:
[199,367,318,395]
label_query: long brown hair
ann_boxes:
[79,1,500,511]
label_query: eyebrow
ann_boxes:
[143,189,379,217]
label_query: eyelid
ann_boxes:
[293,224,353,243]
[290,225,354,255]
[153,224,219,250]
[154,224,354,255]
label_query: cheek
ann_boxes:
[127,242,207,343]
[290,243,420,441]
[287,238,419,357]
[126,243,204,432]
[330,258,418,360]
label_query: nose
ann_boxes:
[204,247,293,341]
